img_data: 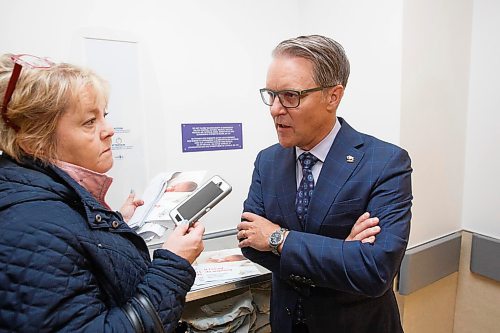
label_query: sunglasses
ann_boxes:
[1,54,55,132]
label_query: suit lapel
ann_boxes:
[274,147,303,231]
[306,119,365,234]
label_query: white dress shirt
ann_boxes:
[295,117,341,188]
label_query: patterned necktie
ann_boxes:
[295,152,319,228]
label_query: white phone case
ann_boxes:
[169,175,232,226]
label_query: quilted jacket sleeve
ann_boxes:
[136,249,196,333]
[0,201,194,333]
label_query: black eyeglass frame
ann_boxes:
[259,86,335,108]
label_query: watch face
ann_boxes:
[270,231,282,246]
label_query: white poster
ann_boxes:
[84,38,147,209]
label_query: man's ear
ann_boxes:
[325,85,344,112]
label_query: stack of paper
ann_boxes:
[128,172,173,229]
[191,248,262,291]
[128,170,207,245]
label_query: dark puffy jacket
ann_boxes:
[0,154,195,333]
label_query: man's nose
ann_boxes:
[270,96,286,116]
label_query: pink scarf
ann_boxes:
[56,161,113,209]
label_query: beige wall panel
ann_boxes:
[401,273,457,333]
[454,232,500,333]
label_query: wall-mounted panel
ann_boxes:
[470,233,500,282]
[399,232,462,295]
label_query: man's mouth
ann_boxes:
[277,123,292,129]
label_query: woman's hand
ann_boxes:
[162,222,205,264]
[119,190,144,222]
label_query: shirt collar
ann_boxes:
[56,161,113,209]
[296,117,342,162]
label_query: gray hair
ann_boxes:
[272,35,350,88]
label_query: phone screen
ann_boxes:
[177,181,223,221]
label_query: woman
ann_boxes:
[0,54,204,332]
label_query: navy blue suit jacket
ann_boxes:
[242,118,412,332]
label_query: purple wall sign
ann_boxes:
[182,123,243,152]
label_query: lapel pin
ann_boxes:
[346,155,354,163]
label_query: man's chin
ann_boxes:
[277,137,295,148]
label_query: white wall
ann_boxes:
[400,0,473,247]
[462,0,500,239]
[300,0,403,145]
[1,0,405,234]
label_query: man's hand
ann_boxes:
[237,211,380,253]
[346,212,380,243]
[237,212,279,251]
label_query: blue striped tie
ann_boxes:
[295,152,319,228]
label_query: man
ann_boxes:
[237,35,412,333]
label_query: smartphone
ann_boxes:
[169,175,232,226]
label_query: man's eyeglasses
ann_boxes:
[2,54,54,132]
[259,86,334,109]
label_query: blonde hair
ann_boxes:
[0,54,109,163]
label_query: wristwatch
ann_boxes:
[269,227,288,256]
